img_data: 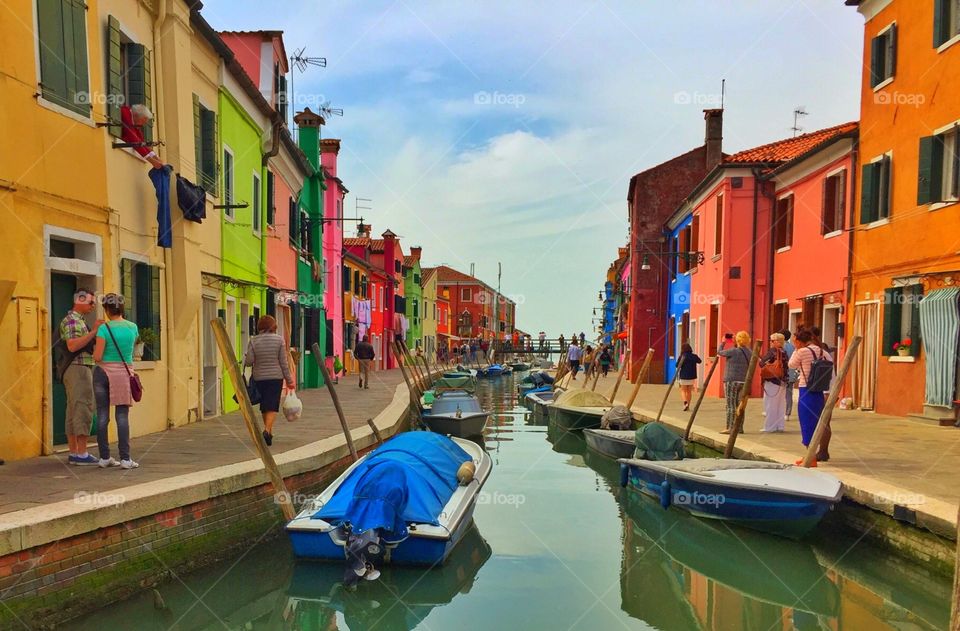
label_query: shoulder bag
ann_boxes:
[104,322,143,402]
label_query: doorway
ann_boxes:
[852,303,879,410]
[50,273,77,445]
[201,296,219,418]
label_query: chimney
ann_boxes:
[320,138,341,178]
[357,223,371,238]
[704,109,723,168]
[410,246,422,260]
[294,108,325,170]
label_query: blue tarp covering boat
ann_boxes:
[315,433,471,540]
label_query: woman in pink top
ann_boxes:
[788,330,833,464]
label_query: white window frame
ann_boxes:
[461,287,472,302]
[871,21,897,92]
[774,191,794,253]
[864,152,893,228]
[32,0,95,125]
[932,119,960,208]
[822,167,847,238]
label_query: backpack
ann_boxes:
[802,346,834,393]
[760,349,784,381]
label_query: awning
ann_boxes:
[919,287,960,407]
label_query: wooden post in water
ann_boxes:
[607,348,631,405]
[590,356,601,391]
[625,348,655,409]
[723,341,763,458]
[684,356,719,440]
[801,336,861,468]
[211,318,295,521]
[366,418,383,445]
[311,343,359,462]
[393,341,424,414]
[419,354,432,389]
[401,341,425,392]
[655,355,685,423]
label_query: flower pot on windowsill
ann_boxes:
[897,347,911,357]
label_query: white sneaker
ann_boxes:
[99,457,121,468]
[120,459,140,469]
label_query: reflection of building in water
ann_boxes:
[616,488,950,631]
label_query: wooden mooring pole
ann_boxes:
[625,348,655,409]
[655,355,685,423]
[723,341,763,458]
[607,348,631,405]
[311,343,358,462]
[684,356,719,440]
[801,336,861,468]
[210,318,295,521]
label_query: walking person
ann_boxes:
[58,288,103,465]
[92,293,140,469]
[676,343,702,412]
[759,333,789,433]
[782,329,797,419]
[788,330,833,464]
[567,338,583,380]
[244,315,295,447]
[582,345,595,381]
[718,331,752,434]
[599,345,614,377]
[355,335,376,389]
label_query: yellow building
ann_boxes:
[421,267,438,359]
[0,0,113,459]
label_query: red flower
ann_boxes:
[902,337,912,346]
[893,342,900,350]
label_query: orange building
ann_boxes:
[846,0,960,421]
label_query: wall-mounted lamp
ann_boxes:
[641,254,651,271]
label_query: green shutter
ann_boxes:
[917,135,945,205]
[870,35,883,87]
[886,24,897,78]
[879,155,892,219]
[881,287,902,356]
[65,0,90,114]
[126,44,152,142]
[909,285,923,357]
[106,15,122,136]
[860,162,878,224]
[37,0,67,105]
[193,94,202,185]
[934,0,948,47]
[200,107,217,194]
[265,170,275,224]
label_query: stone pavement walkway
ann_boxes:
[564,372,960,535]
[0,368,408,515]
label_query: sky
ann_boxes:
[203,0,865,338]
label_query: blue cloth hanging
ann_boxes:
[148,166,173,248]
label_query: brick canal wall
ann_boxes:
[0,385,414,629]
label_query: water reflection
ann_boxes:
[559,417,951,631]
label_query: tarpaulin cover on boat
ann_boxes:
[314,433,471,538]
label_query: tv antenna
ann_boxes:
[791,106,808,137]
[288,47,327,135]
[319,100,344,119]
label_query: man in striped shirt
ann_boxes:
[59,289,104,465]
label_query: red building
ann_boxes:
[627,110,723,381]
[666,122,857,398]
[436,265,495,340]
[344,224,404,368]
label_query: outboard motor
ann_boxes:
[343,527,386,586]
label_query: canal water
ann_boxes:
[64,373,951,630]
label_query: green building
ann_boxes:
[293,109,327,388]
[218,81,268,411]
[403,248,424,349]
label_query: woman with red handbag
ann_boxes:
[93,293,141,470]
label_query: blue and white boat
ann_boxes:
[477,364,505,378]
[287,433,492,565]
[524,387,555,414]
[421,390,490,437]
[619,458,843,539]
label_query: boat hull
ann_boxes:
[422,412,489,437]
[549,404,604,430]
[583,429,634,459]
[619,460,840,539]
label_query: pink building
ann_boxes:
[321,139,347,373]
[669,123,856,398]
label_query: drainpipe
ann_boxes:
[759,171,778,339]
[152,1,178,428]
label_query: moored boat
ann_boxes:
[618,457,843,539]
[286,433,492,565]
[548,389,612,430]
[524,388,555,414]
[583,428,635,460]
[421,390,490,437]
